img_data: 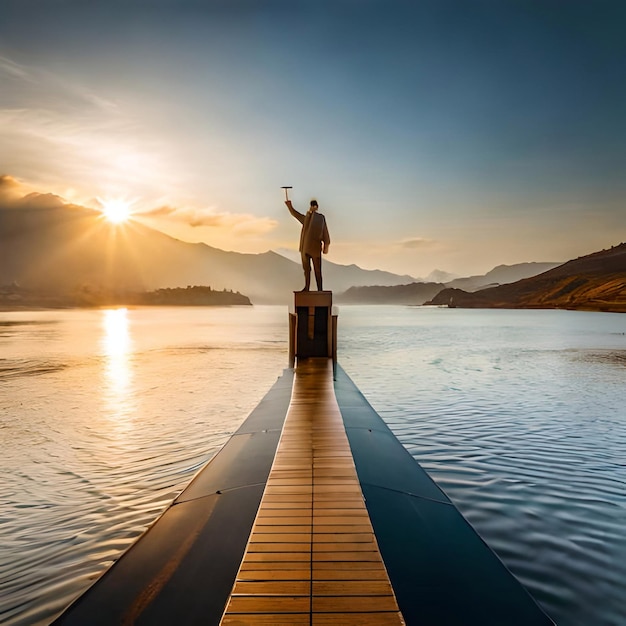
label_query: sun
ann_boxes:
[99,198,133,224]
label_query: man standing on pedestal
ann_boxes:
[286,198,330,291]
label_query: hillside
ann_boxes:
[446,262,562,292]
[336,282,445,305]
[0,196,415,305]
[336,262,563,304]
[427,243,626,313]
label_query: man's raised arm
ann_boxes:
[285,200,305,225]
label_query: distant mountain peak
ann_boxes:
[426,269,457,283]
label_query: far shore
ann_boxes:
[2,302,624,314]
[0,285,252,310]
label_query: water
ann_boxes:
[1,306,625,625]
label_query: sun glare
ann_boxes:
[100,198,133,224]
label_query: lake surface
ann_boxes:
[1,306,625,625]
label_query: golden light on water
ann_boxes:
[101,308,135,432]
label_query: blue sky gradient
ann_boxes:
[1,0,624,276]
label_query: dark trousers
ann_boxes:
[301,252,323,291]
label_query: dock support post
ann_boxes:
[288,291,337,367]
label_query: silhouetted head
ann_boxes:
[309,199,318,212]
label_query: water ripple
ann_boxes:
[340,307,626,626]
[2,307,626,626]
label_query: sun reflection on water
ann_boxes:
[101,308,135,434]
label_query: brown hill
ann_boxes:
[426,243,626,313]
[445,262,562,291]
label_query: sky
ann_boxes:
[1,0,625,278]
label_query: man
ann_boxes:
[286,198,330,291]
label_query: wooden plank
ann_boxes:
[258,502,313,510]
[310,524,373,534]
[312,581,394,596]
[220,358,403,625]
[239,562,311,572]
[251,526,312,534]
[312,596,399,612]
[313,542,378,553]
[312,509,372,516]
[253,517,312,526]
[244,552,311,562]
[312,614,405,625]
[263,487,313,495]
[255,509,312,516]
[312,485,363,494]
[261,495,311,502]
[312,516,371,525]
[312,533,373,543]
[311,490,362,497]
[313,561,389,572]
[232,581,310,596]
[226,596,310,613]
[248,543,310,553]
[236,570,311,581]
[250,533,312,543]
[313,500,364,508]
[312,569,390,581]
[312,552,384,562]
[222,615,310,625]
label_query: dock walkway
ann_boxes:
[54,357,554,625]
[221,358,404,624]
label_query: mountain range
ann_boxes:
[427,243,626,313]
[336,262,565,305]
[4,193,620,311]
[0,199,415,304]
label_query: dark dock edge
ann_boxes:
[52,369,294,626]
[334,364,554,626]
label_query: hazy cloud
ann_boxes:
[0,175,45,207]
[17,192,69,211]
[0,54,118,112]
[400,237,435,249]
[0,56,32,81]
[0,176,91,216]
[0,54,172,203]
[0,174,24,202]
[139,204,278,236]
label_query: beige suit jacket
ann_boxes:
[287,205,330,257]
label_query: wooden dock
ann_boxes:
[221,358,404,625]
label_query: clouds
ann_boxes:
[1,174,278,244]
[0,175,92,213]
[0,54,177,205]
[139,204,277,236]
[0,174,24,203]
[0,175,49,208]
[400,238,435,250]
[0,56,31,81]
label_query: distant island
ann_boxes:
[0,285,251,310]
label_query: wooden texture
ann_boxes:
[221,358,404,625]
